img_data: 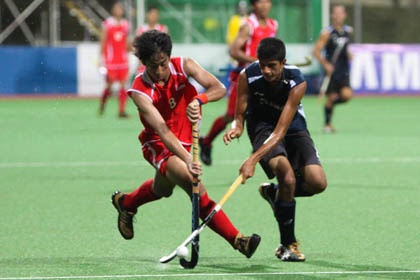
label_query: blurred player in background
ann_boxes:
[199,0,277,165]
[136,6,169,35]
[224,38,327,261]
[111,30,261,258]
[98,1,130,118]
[135,6,169,74]
[313,4,353,133]
[226,1,248,46]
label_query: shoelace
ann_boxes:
[119,210,134,225]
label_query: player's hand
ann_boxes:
[187,99,201,124]
[223,127,242,145]
[188,161,202,178]
[239,158,256,184]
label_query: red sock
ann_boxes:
[202,117,227,146]
[200,192,239,246]
[119,88,128,113]
[101,88,111,104]
[122,179,161,211]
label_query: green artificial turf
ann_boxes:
[0,96,419,279]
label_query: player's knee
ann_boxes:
[341,88,353,101]
[154,187,173,198]
[282,172,296,189]
[310,177,327,194]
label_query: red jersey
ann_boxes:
[128,57,198,146]
[245,13,278,58]
[136,24,168,35]
[102,17,129,70]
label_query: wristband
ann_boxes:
[194,94,208,105]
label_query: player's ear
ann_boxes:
[282,59,286,65]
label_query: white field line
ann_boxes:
[0,270,419,280]
[0,156,420,168]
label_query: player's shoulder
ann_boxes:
[283,65,305,82]
[284,65,302,75]
[343,25,354,34]
[244,61,262,79]
[322,25,334,35]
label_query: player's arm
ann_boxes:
[99,27,107,67]
[230,23,255,64]
[183,57,226,123]
[313,30,333,75]
[130,93,194,169]
[223,70,248,144]
[240,81,307,183]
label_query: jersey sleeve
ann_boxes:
[285,66,305,89]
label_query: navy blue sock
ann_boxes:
[274,199,297,246]
[324,106,333,125]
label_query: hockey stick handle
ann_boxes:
[192,122,199,167]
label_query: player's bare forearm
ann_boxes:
[183,57,226,102]
[248,83,306,164]
[131,93,192,164]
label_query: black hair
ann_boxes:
[257,37,286,62]
[133,30,172,62]
[147,6,158,12]
[250,0,271,5]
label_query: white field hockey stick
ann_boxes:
[159,175,243,264]
[318,38,346,103]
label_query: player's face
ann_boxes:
[112,3,125,18]
[253,0,271,19]
[259,58,285,84]
[331,6,347,25]
[147,9,159,24]
[144,52,170,84]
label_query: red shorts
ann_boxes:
[107,68,129,82]
[141,139,192,176]
[226,71,240,117]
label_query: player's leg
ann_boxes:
[99,75,113,115]
[117,69,130,118]
[323,90,338,133]
[268,156,305,261]
[164,155,261,258]
[288,130,327,197]
[336,85,352,104]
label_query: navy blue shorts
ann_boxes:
[248,124,321,179]
[327,72,351,95]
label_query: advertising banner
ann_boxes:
[350,44,420,95]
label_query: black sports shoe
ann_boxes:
[234,233,261,258]
[199,137,212,166]
[259,183,277,211]
[112,191,135,240]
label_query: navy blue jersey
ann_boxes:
[324,25,352,77]
[244,62,307,132]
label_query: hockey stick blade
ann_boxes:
[159,175,242,264]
